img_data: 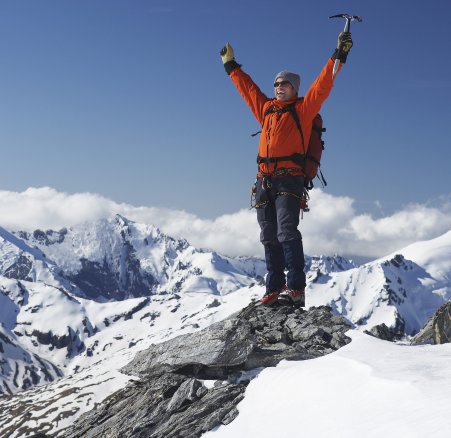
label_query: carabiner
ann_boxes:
[262,176,272,191]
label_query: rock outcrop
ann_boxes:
[63,303,351,438]
[411,301,451,345]
[364,323,402,342]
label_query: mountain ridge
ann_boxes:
[1,216,450,436]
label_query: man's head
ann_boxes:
[274,71,300,101]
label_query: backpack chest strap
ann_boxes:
[257,153,306,167]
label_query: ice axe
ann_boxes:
[329,13,363,78]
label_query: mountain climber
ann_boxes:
[220,32,353,307]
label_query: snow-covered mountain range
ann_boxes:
[306,231,451,336]
[0,215,450,436]
[0,215,266,394]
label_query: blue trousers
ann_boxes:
[255,175,306,292]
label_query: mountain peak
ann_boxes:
[65,303,351,437]
[113,213,136,231]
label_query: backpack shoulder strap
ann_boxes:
[285,103,305,150]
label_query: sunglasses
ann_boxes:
[273,80,291,88]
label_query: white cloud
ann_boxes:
[1,187,450,261]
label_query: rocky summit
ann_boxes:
[63,303,351,438]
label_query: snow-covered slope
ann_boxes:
[0,226,76,290]
[203,330,451,438]
[389,229,451,283]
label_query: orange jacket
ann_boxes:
[230,58,338,174]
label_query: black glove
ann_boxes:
[332,32,353,63]
[338,32,353,52]
[220,42,240,75]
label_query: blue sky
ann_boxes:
[0,0,450,220]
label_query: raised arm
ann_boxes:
[301,32,353,120]
[220,42,270,124]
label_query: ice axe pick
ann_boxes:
[329,13,363,78]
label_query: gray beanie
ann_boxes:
[275,70,300,93]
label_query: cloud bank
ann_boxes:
[1,187,450,261]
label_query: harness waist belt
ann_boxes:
[257,167,305,179]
